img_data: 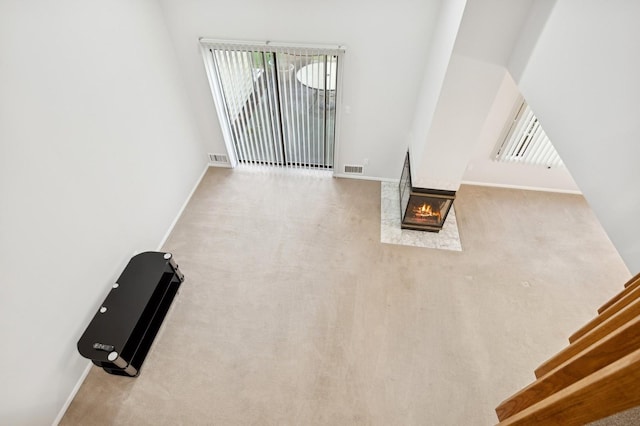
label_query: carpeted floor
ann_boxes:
[61,167,630,425]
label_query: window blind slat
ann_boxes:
[245,51,266,163]
[539,140,556,166]
[497,108,518,160]
[313,55,326,164]
[306,51,313,167]
[210,49,241,162]
[259,52,276,165]
[323,55,329,166]
[529,131,548,164]
[236,50,257,163]
[502,106,532,161]
[325,56,340,167]
[220,48,249,163]
[201,40,342,170]
[254,53,272,164]
[283,50,292,166]
[302,50,309,167]
[264,52,283,165]
[293,47,302,167]
[510,110,535,160]
[246,52,265,163]
[282,49,295,168]
[496,101,563,168]
[253,52,269,164]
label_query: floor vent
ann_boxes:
[209,153,229,164]
[344,165,363,174]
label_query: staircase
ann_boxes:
[495,272,640,425]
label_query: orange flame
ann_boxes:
[412,203,440,218]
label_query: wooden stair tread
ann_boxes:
[598,272,640,314]
[496,348,640,426]
[496,314,640,421]
[570,283,640,343]
[536,295,640,378]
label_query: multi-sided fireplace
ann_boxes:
[399,152,456,232]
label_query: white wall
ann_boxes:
[158,0,443,179]
[507,0,556,83]
[513,0,640,273]
[453,0,533,66]
[412,53,505,190]
[0,1,207,424]
[407,0,468,170]
[462,72,580,192]
[409,0,535,190]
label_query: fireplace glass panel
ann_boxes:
[399,155,411,218]
[403,196,452,228]
[399,152,456,232]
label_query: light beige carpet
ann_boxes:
[62,167,630,425]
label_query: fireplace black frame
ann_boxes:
[399,152,456,232]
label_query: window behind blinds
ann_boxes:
[200,39,344,170]
[495,101,564,168]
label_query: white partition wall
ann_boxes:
[512,0,640,273]
[0,1,207,424]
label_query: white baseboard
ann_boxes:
[208,162,232,168]
[461,180,582,195]
[333,173,398,183]
[52,361,92,426]
[157,164,210,250]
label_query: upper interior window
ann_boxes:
[494,101,563,168]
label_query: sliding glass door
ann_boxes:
[201,41,342,169]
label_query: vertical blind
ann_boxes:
[200,39,344,169]
[495,101,564,168]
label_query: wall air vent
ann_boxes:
[208,153,229,164]
[344,165,364,174]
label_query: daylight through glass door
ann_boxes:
[201,41,342,169]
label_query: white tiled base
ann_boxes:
[380,181,462,251]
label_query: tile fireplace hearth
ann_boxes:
[380,182,461,251]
